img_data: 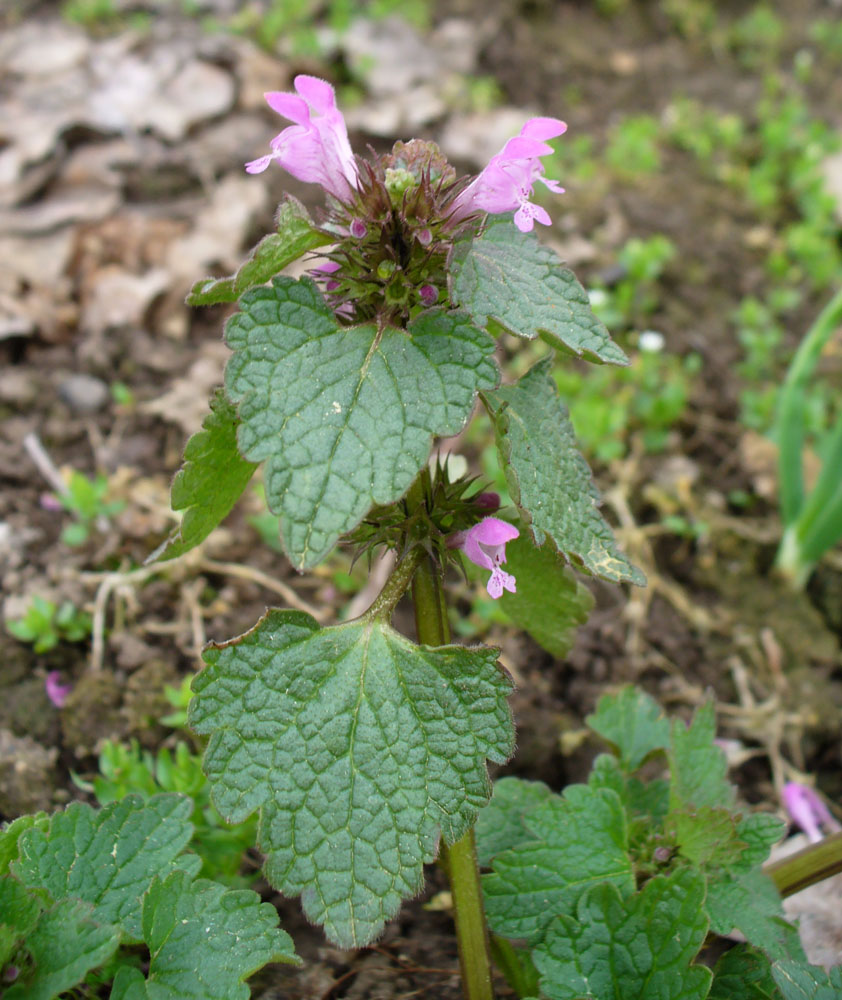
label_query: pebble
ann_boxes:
[58,373,109,414]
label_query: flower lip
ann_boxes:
[454,516,519,599]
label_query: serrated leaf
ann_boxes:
[0,875,42,967]
[669,701,735,813]
[482,359,644,584]
[225,277,498,569]
[13,795,193,942]
[187,197,332,306]
[449,214,628,365]
[587,684,671,771]
[587,754,670,828]
[109,869,297,1000]
[533,869,712,1000]
[709,946,781,1000]
[189,609,514,947]
[497,533,594,658]
[483,784,634,945]
[4,898,120,1000]
[772,960,842,1000]
[475,777,554,868]
[148,389,258,563]
[734,813,786,870]
[0,813,49,875]
[667,805,746,867]
[707,869,794,961]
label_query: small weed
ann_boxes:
[6,596,92,654]
[589,235,677,332]
[605,115,662,177]
[56,470,125,547]
[74,738,258,886]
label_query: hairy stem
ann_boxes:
[765,830,842,898]
[406,472,495,1000]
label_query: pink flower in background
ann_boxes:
[783,782,842,843]
[451,117,567,232]
[45,671,72,708]
[246,75,359,202]
[452,517,519,599]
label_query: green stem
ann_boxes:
[406,473,496,1000]
[765,830,842,898]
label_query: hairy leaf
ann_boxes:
[109,870,297,1000]
[187,197,332,306]
[450,214,628,365]
[498,534,594,657]
[225,277,497,568]
[13,795,194,941]
[668,701,735,813]
[189,610,514,947]
[533,869,712,1000]
[475,777,554,868]
[483,784,634,944]
[483,359,644,584]
[587,684,670,772]
[0,813,49,874]
[148,389,257,563]
[707,869,794,961]
[772,960,842,1000]
[709,946,781,1000]
[4,899,120,1000]
[0,875,41,965]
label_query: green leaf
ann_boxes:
[668,701,735,813]
[709,946,781,1000]
[109,869,298,1000]
[187,197,332,306]
[475,777,554,868]
[497,534,594,658]
[4,898,120,1000]
[13,795,194,941]
[667,805,746,867]
[189,610,514,947]
[587,753,670,829]
[482,784,634,945]
[706,869,794,961]
[148,389,258,563]
[0,875,42,965]
[533,869,712,1000]
[586,685,671,772]
[733,813,786,870]
[450,215,628,365]
[0,813,49,874]
[772,960,842,1000]
[483,359,644,584]
[225,277,497,568]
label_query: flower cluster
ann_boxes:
[246,76,565,321]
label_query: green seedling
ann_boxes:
[475,685,842,999]
[605,114,661,177]
[589,234,676,332]
[73,738,258,887]
[6,596,92,654]
[774,287,842,589]
[56,470,125,547]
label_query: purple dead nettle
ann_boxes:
[451,517,519,600]
[783,782,842,843]
[45,670,72,708]
[246,76,565,231]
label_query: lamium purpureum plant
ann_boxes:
[150,75,648,998]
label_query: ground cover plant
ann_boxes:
[2,0,842,997]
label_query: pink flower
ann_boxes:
[45,670,72,708]
[452,516,519,599]
[783,782,842,843]
[246,75,359,203]
[450,117,567,232]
